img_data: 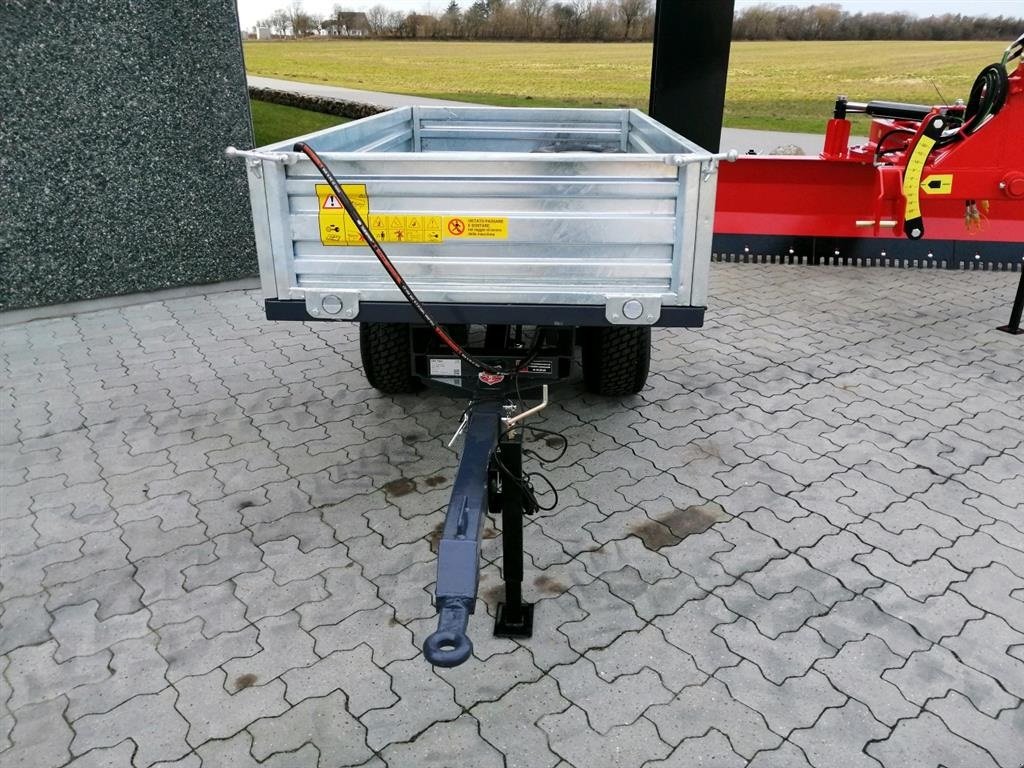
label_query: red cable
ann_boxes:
[294,142,505,376]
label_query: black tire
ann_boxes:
[580,325,651,396]
[359,322,419,394]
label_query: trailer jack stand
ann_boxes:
[493,435,534,640]
[424,389,548,667]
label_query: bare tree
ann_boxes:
[441,1,462,37]
[551,2,583,39]
[365,4,391,35]
[265,9,290,35]
[517,0,548,38]
[285,0,318,36]
[616,0,648,39]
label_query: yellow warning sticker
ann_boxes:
[921,174,954,195]
[445,216,509,240]
[314,184,508,245]
[316,184,369,246]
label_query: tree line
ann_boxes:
[733,4,1022,41]
[255,1,1022,42]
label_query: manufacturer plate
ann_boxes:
[429,358,461,377]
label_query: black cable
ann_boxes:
[873,127,915,162]
[520,425,569,464]
[962,63,1009,135]
[296,141,529,378]
[492,422,567,516]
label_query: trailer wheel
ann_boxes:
[359,323,419,394]
[580,326,651,396]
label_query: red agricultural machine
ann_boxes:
[713,33,1024,271]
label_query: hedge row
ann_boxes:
[248,87,387,119]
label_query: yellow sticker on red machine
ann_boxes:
[445,216,509,239]
[921,174,954,195]
[316,183,368,246]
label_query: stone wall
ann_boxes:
[1,1,257,310]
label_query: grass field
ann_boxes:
[250,100,349,146]
[243,39,1008,133]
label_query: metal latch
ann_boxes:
[304,290,360,320]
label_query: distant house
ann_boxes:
[255,25,272,40]
[323,12,369,37]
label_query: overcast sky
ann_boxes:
[236,0,1024,29]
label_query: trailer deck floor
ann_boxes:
[2,263,1022,768]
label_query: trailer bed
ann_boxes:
[243,106,719,326]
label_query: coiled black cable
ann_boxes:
[962,63,1009,135]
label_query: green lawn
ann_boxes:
[250,100,350,147]
[243,39,1008,133]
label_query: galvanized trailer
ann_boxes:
[233,106,725,394]
[230,106,727,665]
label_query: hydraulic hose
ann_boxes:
[962,63,1009,135]
[295,141,513,377]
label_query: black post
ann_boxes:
[493,429,534,638]
[649,0,735,152]
[997,268,1024,335]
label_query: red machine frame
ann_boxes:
[714,42,1023,268]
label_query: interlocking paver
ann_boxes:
[174,669,289,746]
[473,677,570,768]
[539,705,671,768]
[5,697,75,768]
[65,636,168,719]
[646,678,782,759]
[70,687,191,767]
[942,614,1024,699]
[643,730,746,767]
[866,711,1000,768]
[248,690,373,765]
[156,618,260,683]
[380,714,503,768]
[551,658,673,734]
[745,741,815,768]
[360,657,461,751]
[50,601,151,661]
[789,700,888,768]
[883,644,1017,716]
[4,265,1024,767]
[717,661,844,735]
[715,618,836,683]
[814,635,919,726]
[927,693,1024,768]
[281,645,397,714]
[868,582,985,641]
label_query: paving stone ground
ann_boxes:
[1,263,1023,768]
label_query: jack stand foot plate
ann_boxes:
[996,325,1023,335]
[494,602,534,638]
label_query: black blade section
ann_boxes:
[712,234,1022,271]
